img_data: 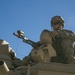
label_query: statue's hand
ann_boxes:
[50,31,59,40]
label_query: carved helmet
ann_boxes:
[51,16,65,27]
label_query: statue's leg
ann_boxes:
[61,40,75,64]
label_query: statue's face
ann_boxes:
[52,24,60,30]
[51,21,62,30]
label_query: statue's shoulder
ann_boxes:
[62,29,74,34]
[62,29,72,32]
[42,29,51,33]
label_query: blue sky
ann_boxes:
[0,0,75,59]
